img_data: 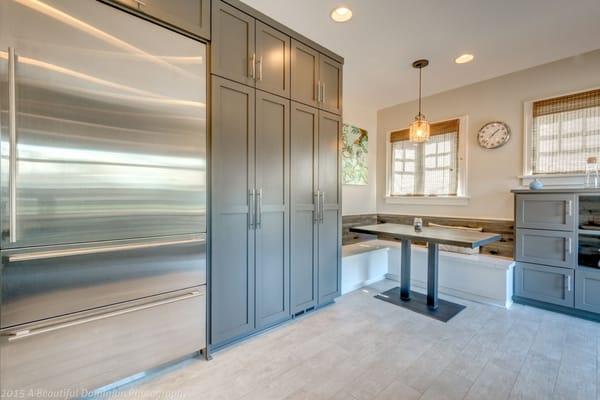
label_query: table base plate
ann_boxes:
[375,287,466,322]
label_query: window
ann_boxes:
[528,88,600,175]
[389,119,460,196]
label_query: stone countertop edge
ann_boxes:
[511,187,600,194]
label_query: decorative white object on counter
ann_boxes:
[529,177,544,190]
[585,156,599,188]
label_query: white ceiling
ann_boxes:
[241,0,600,112]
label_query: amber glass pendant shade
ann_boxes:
[409,114,430,142]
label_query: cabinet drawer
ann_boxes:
[515,262,573,307]
[516,228,575,268]
[575,267,600,313]
[0,287,205,397]
[515,194,576,231]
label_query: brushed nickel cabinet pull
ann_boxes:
[314,192,320,223]
[251,53,256,80]
[320,191,325,224]
[258,56,263,81]
[256,188,263,229]
[249,189,256,229]
[315,81,320,102]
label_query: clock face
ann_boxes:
[478,122,510,149]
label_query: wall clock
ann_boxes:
[477,121,511,149]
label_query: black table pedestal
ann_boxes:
[400,239,411,301]
[377,241,465,322]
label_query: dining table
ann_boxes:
[349,223,502,321]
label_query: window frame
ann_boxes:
[385,115,469,205]
[522,87,600,186]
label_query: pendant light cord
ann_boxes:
[418,67,422,117]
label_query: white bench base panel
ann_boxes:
[342,240,515,308]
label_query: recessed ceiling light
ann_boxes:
[455,54,474,64]
[331,7,352,22]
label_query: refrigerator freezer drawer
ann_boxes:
[1,235,206,328]
[0,287,206,398]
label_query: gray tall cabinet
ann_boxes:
[290,104,342,313]
[210,0,343,348]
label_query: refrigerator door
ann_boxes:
[0,0,206,248]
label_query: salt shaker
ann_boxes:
[414,217,423,232]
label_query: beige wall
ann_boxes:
[376,50,600,220]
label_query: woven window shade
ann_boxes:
[390,119,460,142]
[533,89,600,117]
[531,89,600,174]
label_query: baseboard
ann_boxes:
[385,273,512,308]
[513,296,600,322]
[342,275,388,295]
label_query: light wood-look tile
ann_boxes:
[100,279,599,400]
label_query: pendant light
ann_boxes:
[409,59,431,143]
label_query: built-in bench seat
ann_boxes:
[342,239,515,308]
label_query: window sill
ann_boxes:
[384,195,470,206]
[520,174,586,187]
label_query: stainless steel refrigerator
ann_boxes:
[0,0,207,395]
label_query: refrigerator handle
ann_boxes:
[2,290,203,341]
[6,235,206,262]
[8,47,17,243]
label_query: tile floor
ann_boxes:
[105,280,600,400]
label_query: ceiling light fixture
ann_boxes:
[409,59,431,143]
[455,54,474,64]
[330,7,352,22]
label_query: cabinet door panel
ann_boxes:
[291,40,319,108]
[290,102,318,312]
[255,22,290,98]
[211,0,255,86]
[255,91,290,328]
[516,194,576,231]
[575,267,600,313]
[210,77,255,345]
[515,262,573,307]
[317,111,341,304]
[319,55,342,115]
[138,0,210,39]
[516,229,575,268]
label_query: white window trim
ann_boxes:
[385,115,469,205]
[521,87,600,187]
